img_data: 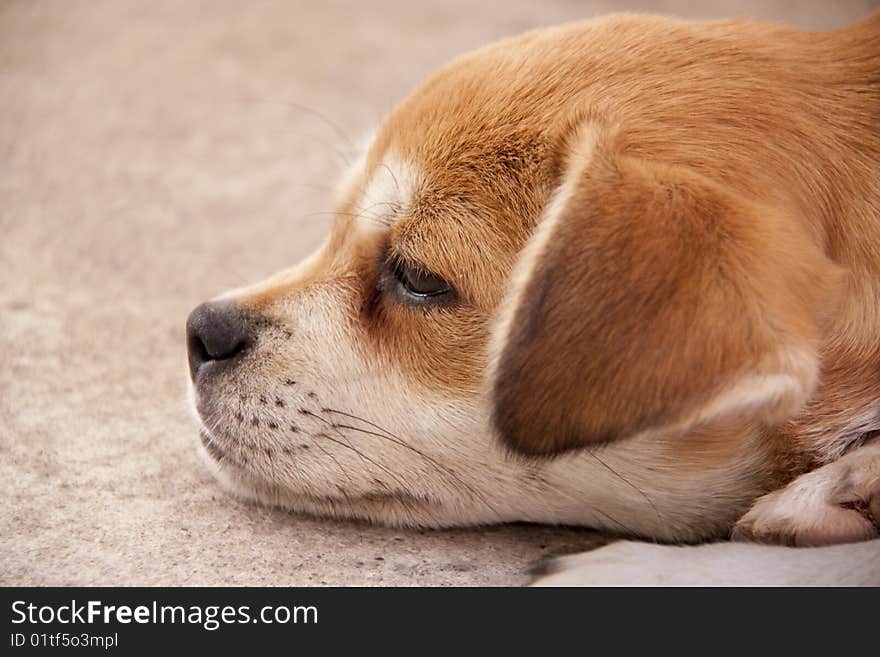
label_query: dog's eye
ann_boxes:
[377,251,457,307]
[393,261,452,298]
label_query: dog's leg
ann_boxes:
[732,439,880,546]
[530,539,880,586]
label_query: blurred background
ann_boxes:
[2,0,877,585]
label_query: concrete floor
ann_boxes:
[2,0,876,586]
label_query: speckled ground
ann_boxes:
[1,0,875,586]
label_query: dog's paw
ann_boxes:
[733,441,880,547]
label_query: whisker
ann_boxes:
[266,407,306,486]
[321,432,413,493]
[295,133,353,167]
[293,201,402,226]
[202,411,234,472]
[320,410,636,534]
[287,182,339,192]
[301,409,412,492]
[586,449,664,527]
[322,408,504,521]
[313,439,356,499]
[377,161,401,195]
[276,101,358,155]
[536,474,639,537]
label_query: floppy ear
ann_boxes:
[489,127,841,456]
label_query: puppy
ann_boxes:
[187,12,880,584]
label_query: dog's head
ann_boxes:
[187,15,843,540]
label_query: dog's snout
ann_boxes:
[186,301,252,378]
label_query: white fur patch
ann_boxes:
[352,157,419,229]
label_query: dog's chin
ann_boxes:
[187,382,510,527]
[192,418,482,528]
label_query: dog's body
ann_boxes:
[187,13,880,584]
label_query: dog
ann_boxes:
[186,11,880,585]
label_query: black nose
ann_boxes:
[186,301,252,378]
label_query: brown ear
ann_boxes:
[490,128,840,456]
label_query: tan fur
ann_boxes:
[187,12,880,553]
